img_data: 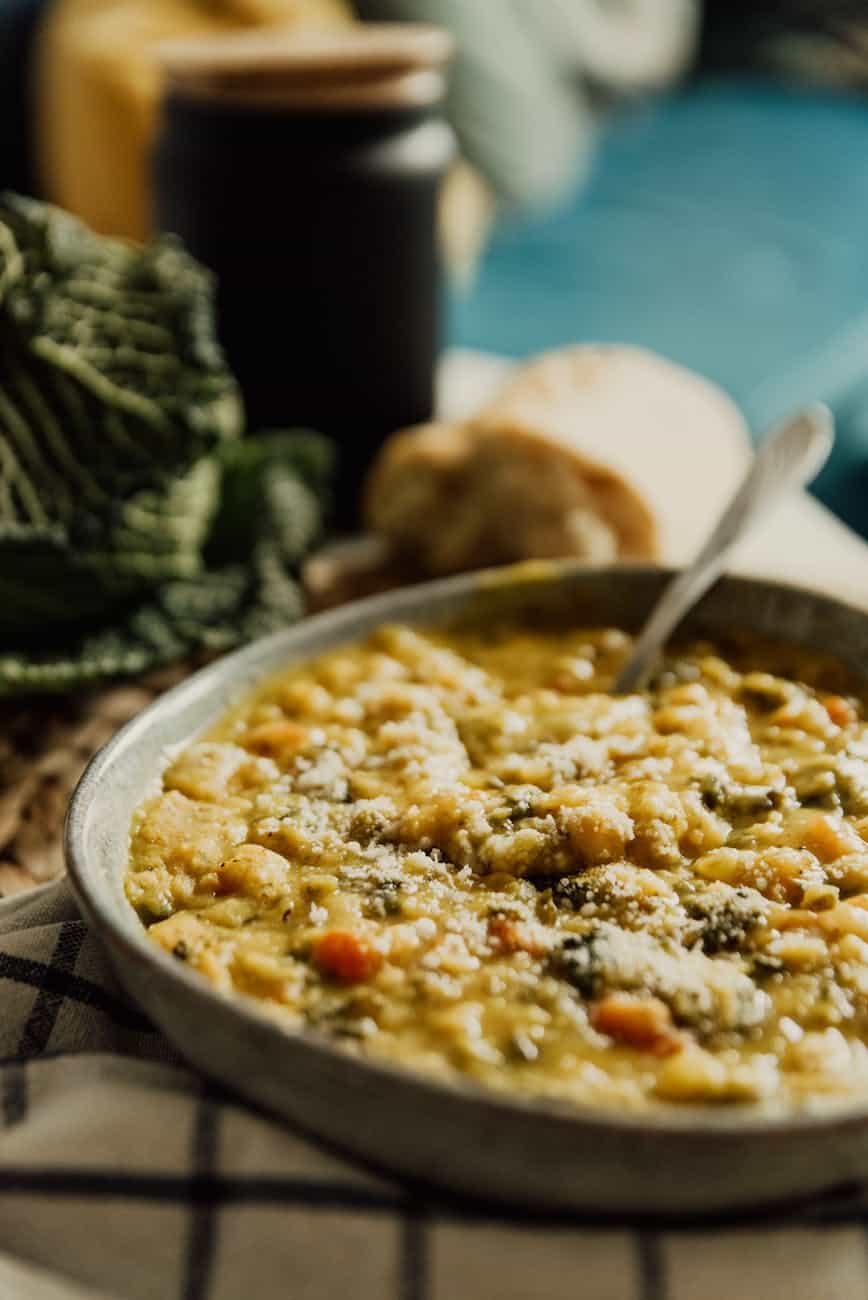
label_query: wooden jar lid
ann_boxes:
[159,24,453,110]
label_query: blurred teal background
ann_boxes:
[4,0,868,542]
[451,79,868,541]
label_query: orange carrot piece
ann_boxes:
[487,915,546,958]
[823,695,857,728]
[313,930,382,983]
[589,994,683,1056]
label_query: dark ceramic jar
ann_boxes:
[154,25,455,517]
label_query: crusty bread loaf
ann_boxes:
[365,415,656,575]
[364,345,751,576]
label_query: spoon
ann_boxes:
[614,403,835,695]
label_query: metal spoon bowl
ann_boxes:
[614,403,835,694]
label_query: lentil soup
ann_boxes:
[126,623,868,1111]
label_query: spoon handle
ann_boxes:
[614,403,835,695]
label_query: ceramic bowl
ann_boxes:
[65,564,868,1215]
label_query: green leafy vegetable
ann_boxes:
[0,196,331,696]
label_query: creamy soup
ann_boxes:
[127,623,868,1111]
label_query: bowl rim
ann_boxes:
[64,560,868,1142]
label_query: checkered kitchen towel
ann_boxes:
[3,884,868,1300]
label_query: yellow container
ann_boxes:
[34,0,350,241]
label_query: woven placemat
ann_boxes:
[0,664,195,899]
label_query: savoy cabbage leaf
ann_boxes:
[0,197,331,695]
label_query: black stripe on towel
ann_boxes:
[0,947,153,1043]
[636,1231,667,1300]
[182,1089,221,1300]
[16,922,87,1058]
[400,1199,429,1300]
